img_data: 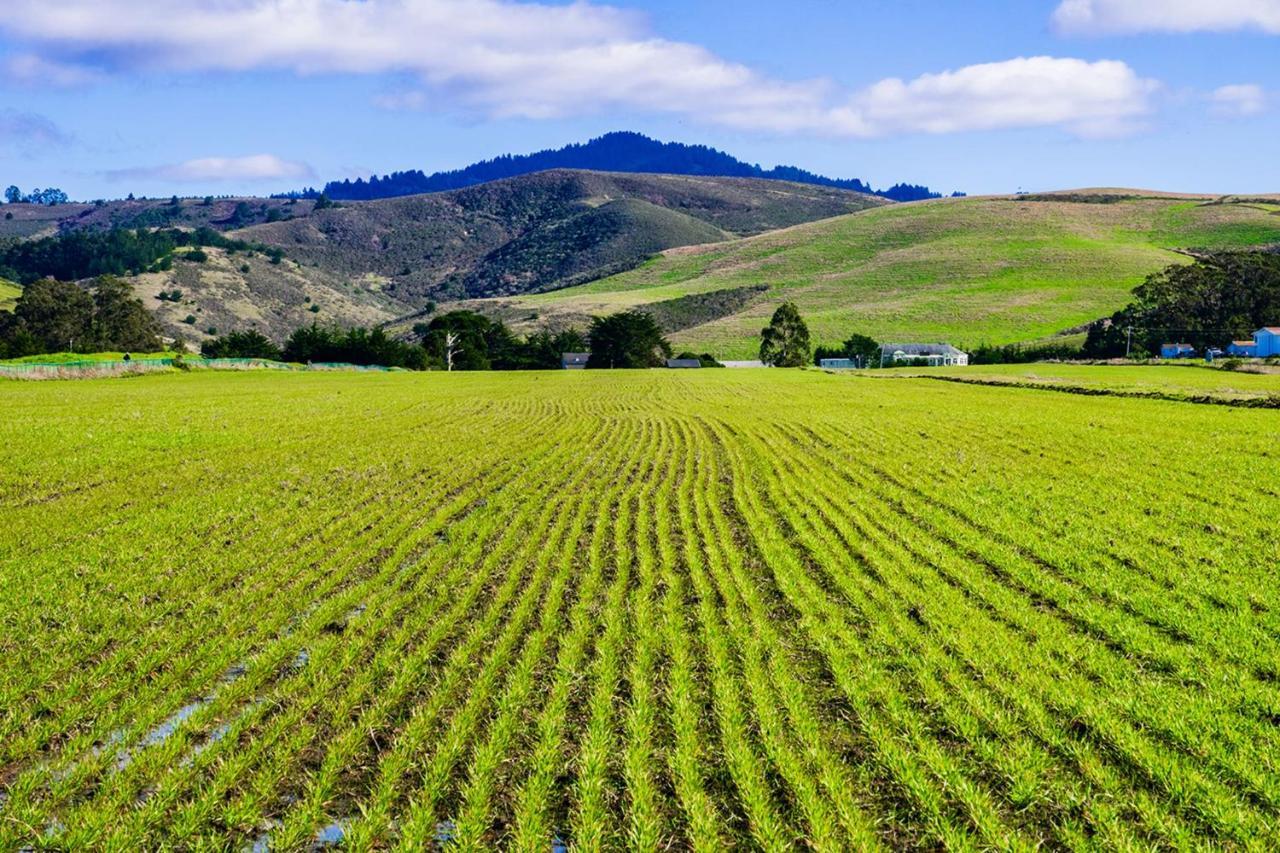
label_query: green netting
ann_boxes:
[0,357,402,378]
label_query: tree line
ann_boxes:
[0,227,285,285]
[202,309,679,371]
[1083,251,1280,357]
[4,186,69,206]
[0,277,164,358]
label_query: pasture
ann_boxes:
[2,369,1279,849]
[873,361,1280,404]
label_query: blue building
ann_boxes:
[1225,328,1280,358]
[818,358,856,369]
[1160,343,1196,359]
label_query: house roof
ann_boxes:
[881,343,967,356]
[666,358,702,368]
[561,352,590,364]
[1260,327,1280,334]
[1232,340,1256,346]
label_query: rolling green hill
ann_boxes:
[483,192,1280,358]
[240,169,885,301]
[0,170,881,343]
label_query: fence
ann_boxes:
[0,357,403,380]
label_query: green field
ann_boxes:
[0,278,20,312]
[496,195,1280,358]
[875,361,1280,403]
[3,370,1280,849]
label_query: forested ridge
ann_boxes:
[322,131,946,203]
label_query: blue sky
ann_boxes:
[0,0,1275,199]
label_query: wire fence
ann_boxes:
[0,357,404,380]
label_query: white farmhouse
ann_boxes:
[880,343,969,367]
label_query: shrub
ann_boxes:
[202,329,282,360]
[185,249,208,263]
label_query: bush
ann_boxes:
[969,341,1082,364]
[183,314,196,325]
[185,249,208,263]
[202,329,282,360]
[1220,358,1244,372]
[587,310,671,369]
[676,350,725,368]
[283,322,425,369]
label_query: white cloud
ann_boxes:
[106,154,315,183]
[852,57,1157,138]
[2,53,100,87]
[0,0,1157,138]
[1210,83,1269,116]
[1053,0,1280,35]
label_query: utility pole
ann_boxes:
[1125,326,1133,358]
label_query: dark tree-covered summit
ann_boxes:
[322,132,944,203]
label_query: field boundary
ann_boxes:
[0,357,405,380]
[883,373,1280,408]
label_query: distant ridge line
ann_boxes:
[315,131,953,203]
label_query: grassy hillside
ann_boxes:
[0,172,881,343]
[3,369,1278,848]
[0,277,19,312]
[492,193,1280,358]
[241,169,884,301]
[449,197,730,297]
[135,248,397,345]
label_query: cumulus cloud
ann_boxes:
[0,0,1157,138]
[0,109,71,149]
[2,53,100,87]
[852,57,1157,138]
[1210,84,1269,117]
[105,154,315,183]
[1053,0,1280,35]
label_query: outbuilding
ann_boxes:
[561,352,590,369]
[1255,327,1280,357]
[666,358,702,369]
[1227,340,1258,357]
[1224,329,1280,358]
[1160,343,1196,359]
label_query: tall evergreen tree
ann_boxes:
[759,302,811,367]
[90,276,164,351]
